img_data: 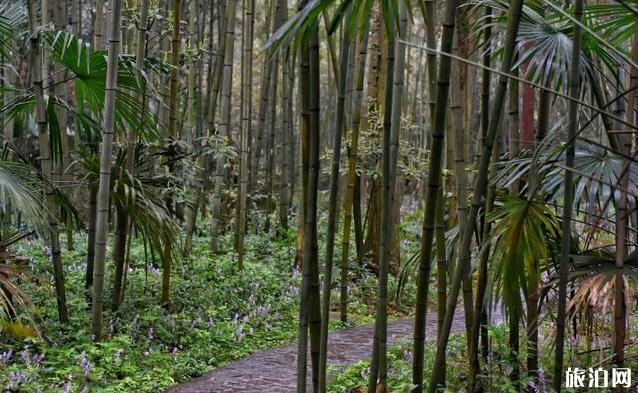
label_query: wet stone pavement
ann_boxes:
[168,306,501,393]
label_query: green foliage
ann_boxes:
[488,193,560,317]
[0,232,302,392]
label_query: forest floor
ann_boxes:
[168,307,479,393]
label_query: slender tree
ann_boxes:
[237,0,254,268]
[91,0,123,340]
[318,9,352,391]
[612,14,637,375]
[210,0,237,253]
[369,4,406,392]
[296,9,322,392]
[160,0,182,304]
[94,0,105,50]
[411,0,458,387]
[340,23,370,324]
[469,5,493,389]
[554,0,584,388]
[428,1,524,390]
[27,0,69,324]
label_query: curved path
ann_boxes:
[169,307,497,393]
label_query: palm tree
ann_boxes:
[91,0,123,340]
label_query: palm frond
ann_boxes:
[488,193,560,317]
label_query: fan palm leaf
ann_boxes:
[488,194,560,317]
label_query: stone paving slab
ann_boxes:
[168,306,493,393]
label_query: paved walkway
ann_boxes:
[168,307,488,393]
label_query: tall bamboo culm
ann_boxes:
[554,0,584,388]
[340,23,370,324]
[369,4,406,392]
[210,0,237,253]
[27,0,69,324]
[427,1,525,390]
[91,0,123,340]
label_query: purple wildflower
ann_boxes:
[20,347,30,365]
[255,306,268,316]
[33,353,44,366]
[0,349,13,365]
[7,370,29,389]
[80,352,93,379]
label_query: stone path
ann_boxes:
[168,307,491,393]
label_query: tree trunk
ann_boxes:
[278,12,291,228]
[210,0,237,253]
[111,203,128,311]
[468,6,492,389]
[237,0,255,268]
[250,0,274,193]
[554,4,584,385]
[85,185,97,292]
[612,14,637,375]
[91,0,122,340]
[27,0,70,324]
[428,2,525,390]
[411,0,459,387]
[339,24,369,324]
[296,11,322,392]
[369,5,406,392]
[94,0,105,50]
[318,9,352,391]
[160,0,182,304]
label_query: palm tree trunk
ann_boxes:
[27,0,69,324]
[318,10,352,391]
[91,0,123,340]
[428,2,525,390]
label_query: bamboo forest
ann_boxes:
[1,0,638,391]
